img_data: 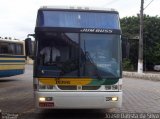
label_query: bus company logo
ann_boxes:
[80,28,113,33]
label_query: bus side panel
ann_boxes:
[0,56,25,77]
[0,69,24,77]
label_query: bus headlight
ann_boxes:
[105,85,111,90]
[39,97,53,102]
[39,85,54,89]
[112,85,118,90]
[39,84,46,89]
[106,97,118,101]
[112,97,118,101]
[39,97,45,102]
[39,82,57,90]
[46,85,54,89]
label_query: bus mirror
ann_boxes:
[25,38,34,59]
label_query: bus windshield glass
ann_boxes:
[37,11,120,29]
[37,33,121,79]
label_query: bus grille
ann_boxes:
[57,86,100,90]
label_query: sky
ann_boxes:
[0,0,160,40]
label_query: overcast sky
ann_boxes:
[0,0,160,39]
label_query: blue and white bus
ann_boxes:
[26,6,122,109]
[0,37,25,77]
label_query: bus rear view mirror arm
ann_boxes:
[25,37,34,60]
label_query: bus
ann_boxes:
[0,37,25,77]
[26,6,122,109]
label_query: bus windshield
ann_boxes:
[37,33,121,79]
[37,11,120,29]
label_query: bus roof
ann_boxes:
[0,37,24,43]
[39,6,118,13]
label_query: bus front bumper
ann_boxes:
[35,91,122,109]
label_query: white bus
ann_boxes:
[26,6,122,109]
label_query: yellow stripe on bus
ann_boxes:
[38,78,92,86]
[0,58,25,60]
[0,62,25,65]
[0,65,25,70]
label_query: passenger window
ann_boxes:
[16,44,23,55]
[0,42,24,55]
[0,42,10,54]
[9,43,16,54]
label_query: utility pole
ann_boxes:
[138,0,144,73]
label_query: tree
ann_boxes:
[121,15,160,71]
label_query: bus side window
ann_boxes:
[8,43,16,54]
[0,42,2,53]
[0,42,10,54]
[16,44,23,55]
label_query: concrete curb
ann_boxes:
[123,71,160,81]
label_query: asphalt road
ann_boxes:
[0,65,160,119]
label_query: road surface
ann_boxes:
[0,65,160,119]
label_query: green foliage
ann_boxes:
[122,58,134,71]
[143,15,160,65]
[121,16,139,37]
[121,15,160,70]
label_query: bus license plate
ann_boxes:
[39,102,54,107]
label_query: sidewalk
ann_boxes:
[123,71,160,81]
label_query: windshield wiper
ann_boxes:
[85,51,103,80]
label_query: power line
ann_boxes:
[102,0,119,7]
[144,0,155,10]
